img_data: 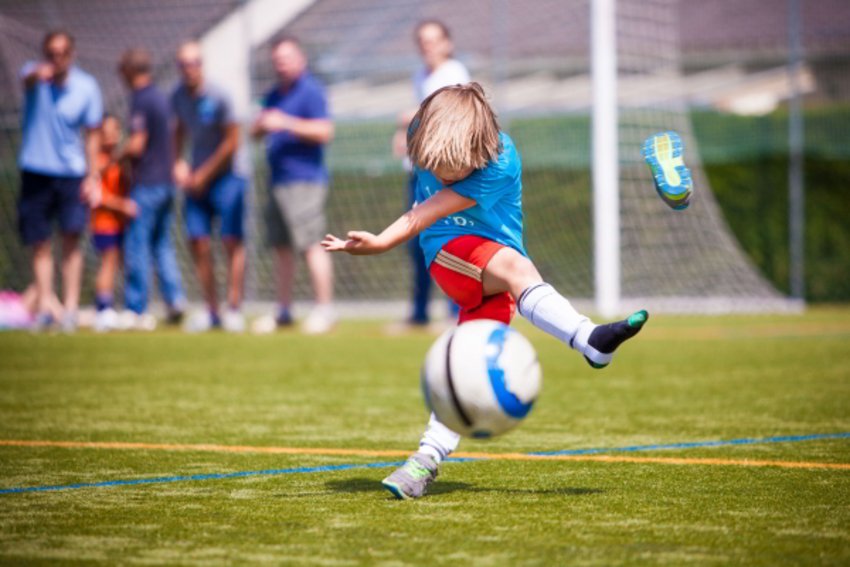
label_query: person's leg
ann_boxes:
[93,240,121,332]
[18,171,57,322]
[59,232,82,318]
[31,239,54,317]
[223,237,245,309]
[124,187,154,315]
[405,174,431,324]
[53,173,88,328]
[302,243,336,334]
[94,241,121,311]
[151,186,185,318]
[216,174,247,311]
[408,238,431,324]
[275,245,296,312]
[277,182,335,333]
[190,237,218,314]
[185,188,217,315]
[304,243,333,306]
[219,236,247,333]
[483,246,647,368]
[266,185,295,325]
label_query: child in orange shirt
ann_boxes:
[91,114,136,331]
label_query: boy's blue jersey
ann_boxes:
[414,132,527,267]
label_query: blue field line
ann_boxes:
[2,432,848,495]
[525,432,850,457]
[0,461,405,495]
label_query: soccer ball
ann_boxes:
[421,320,542,438]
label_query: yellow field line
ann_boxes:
[1,439,848,471]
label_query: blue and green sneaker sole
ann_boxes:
[643,131,693,210]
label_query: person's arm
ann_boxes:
[322,187,475,255]
[98,193,138,217]
[21,62,53,90]
[254,109,333,144]
[81,127,102,206]
[116,129,148,161]
[186,123,239,192]
[172,116,191,188]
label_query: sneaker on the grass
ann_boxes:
[184,310,214,333]
[381,452,439,500]
[94,308,118,333]
[60,311,78,333]
[221,309,245,333]
[250,314,276,335]
[117,310,157,331]
[302,304,337,335]
[31,312,54,333]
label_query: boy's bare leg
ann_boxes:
[95,247,120,303]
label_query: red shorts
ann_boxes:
[429,235,516,325]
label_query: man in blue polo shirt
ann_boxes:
[116,48,185,330]
[252,36,336,334]
[172,40,247,333]
[18,29,103,332]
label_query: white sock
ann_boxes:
[517,283,595,353]
[418,413,461,464]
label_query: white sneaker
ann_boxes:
[184,310,213,333]
[94,308,118,333]
[221,309,245,333]
[60,311,78,334]
[302,304,337,335]
[250,313,277,335]
[116,310,157,331]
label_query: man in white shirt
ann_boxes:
[391,20,470,331]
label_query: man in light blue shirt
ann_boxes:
[17,29,103,331]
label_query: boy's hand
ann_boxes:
[81,174,101,207]
[173,159,191,188]
[257,109,293,133]
[122,200,139,219]
[321,231,385,255]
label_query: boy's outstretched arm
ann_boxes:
[322,188,474,255]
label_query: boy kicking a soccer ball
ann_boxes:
[322,83,647,500]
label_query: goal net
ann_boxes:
[0,0,800,316]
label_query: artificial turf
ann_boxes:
[0,308,848,565]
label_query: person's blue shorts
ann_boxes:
[184,172,246,240]
[92,232,124,253]
[17,170,87,245]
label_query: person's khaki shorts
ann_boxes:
[265,182,328,251]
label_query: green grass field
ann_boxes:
[1,308,849,565]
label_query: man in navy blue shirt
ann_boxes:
[18,30,103,332]
[252,37,336,334]
[116,48,185,330]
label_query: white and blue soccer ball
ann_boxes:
[421,320,542,438]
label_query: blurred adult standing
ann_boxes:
[172,41,247,333]
[252,37,336,334]
[391,20,470,331]
[116,48,185,330]
[18,29,103,332]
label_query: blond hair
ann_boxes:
[407,82,501,172]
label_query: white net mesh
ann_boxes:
[0,0,819,313]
